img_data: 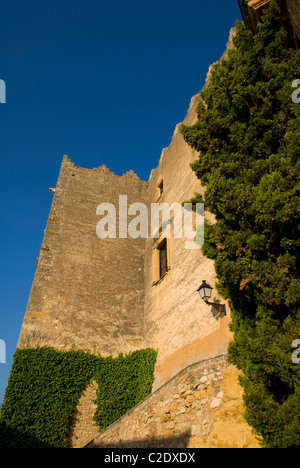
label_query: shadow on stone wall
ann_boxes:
[85,430,191,449]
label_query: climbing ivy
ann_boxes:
[0,347,157,448]
[94,349,157,431]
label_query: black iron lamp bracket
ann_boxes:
[204,300,226,318]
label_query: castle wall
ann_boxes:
[143,96,232,390]
[17,156,148,356]
[86,356,260,449]
[17,33,234,387]
[13,12,296,446]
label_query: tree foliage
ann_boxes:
[180,1,300,448]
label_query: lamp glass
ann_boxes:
[198,280,212,301]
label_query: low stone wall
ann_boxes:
[86,356,260,449]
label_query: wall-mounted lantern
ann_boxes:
[197,280,226,318]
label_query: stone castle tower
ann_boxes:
[17,87,244,447]
[17,0,300,392]
[17,75,261,447]
[17,1,299,447]
[18,158,148,357]
[17,89,232,391]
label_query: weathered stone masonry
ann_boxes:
[18,156,148,356]
[86,356,260,449]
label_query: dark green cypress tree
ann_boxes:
[180,0,300,448]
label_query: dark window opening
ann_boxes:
[159,239,168,278]
[158,180,163,197]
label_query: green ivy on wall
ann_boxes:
[0,347,157,448]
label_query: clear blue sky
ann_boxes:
[0,0,242,403]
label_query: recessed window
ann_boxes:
[158,238,168,278]
[157,179,163,199]
[152,238,170,285]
